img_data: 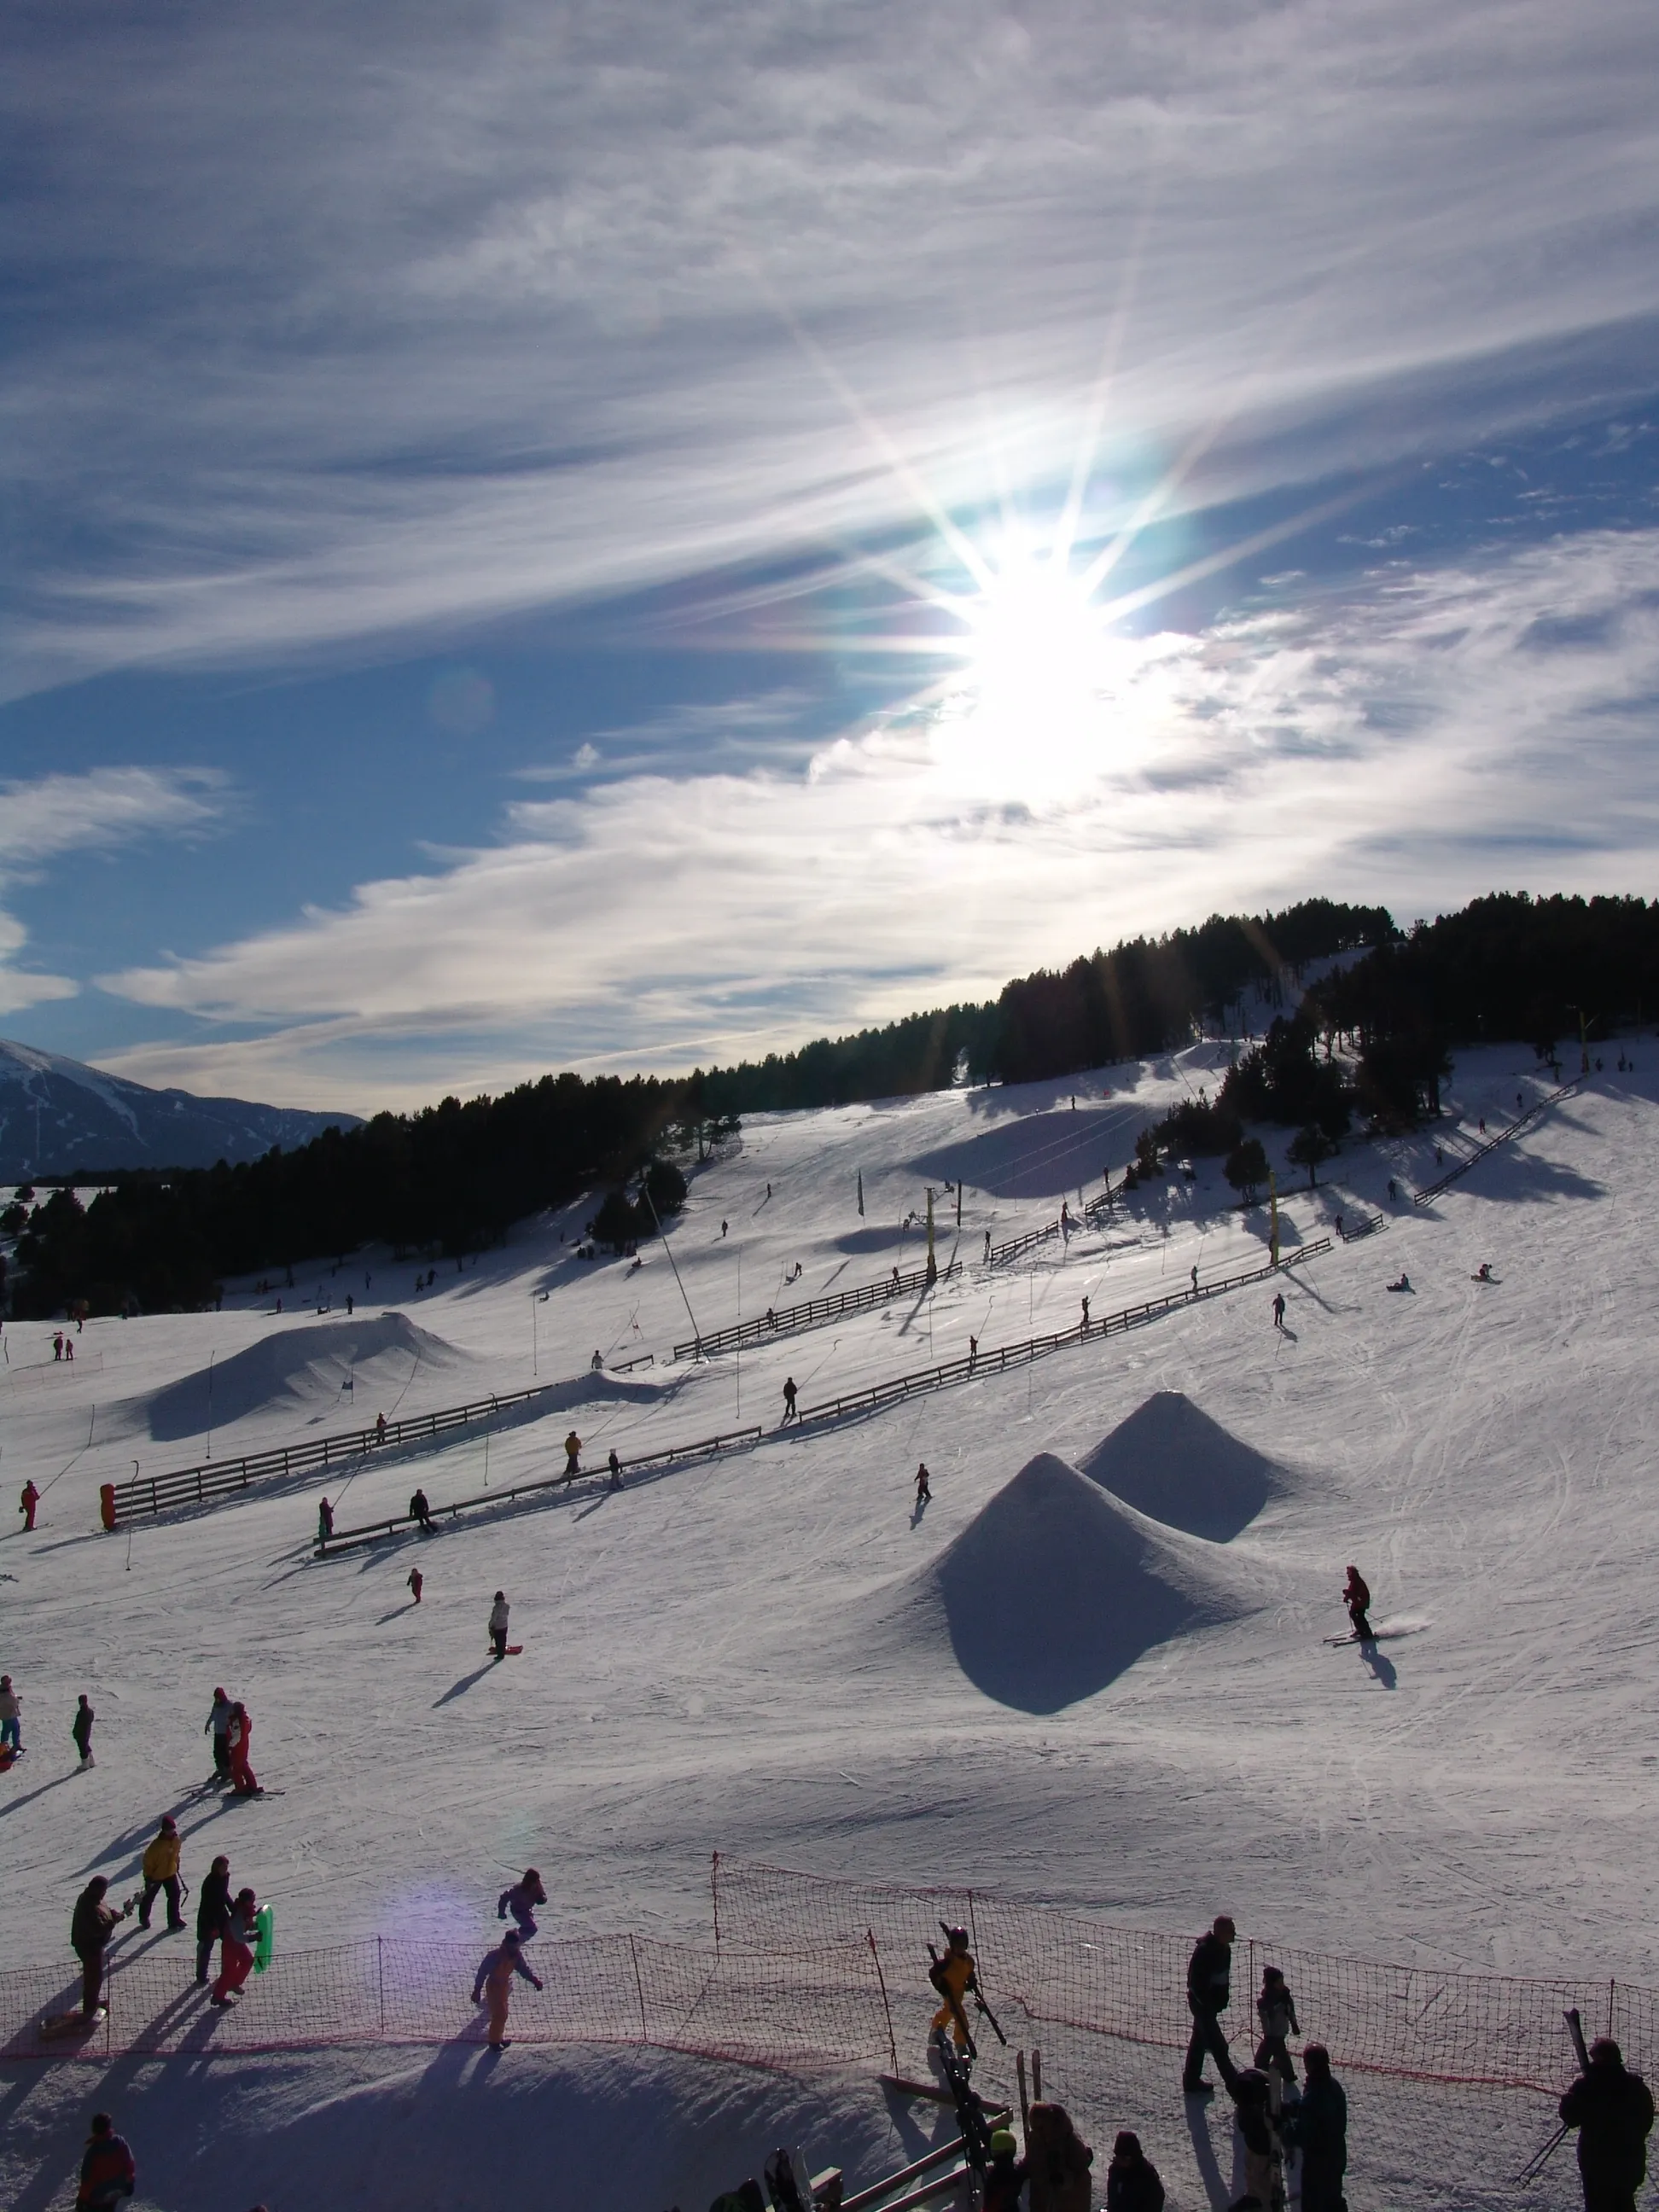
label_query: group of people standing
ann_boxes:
[205,1685,261,1796]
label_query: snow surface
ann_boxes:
[2,1043,1656,2209]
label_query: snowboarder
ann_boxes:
[407,1568,423,1604]
[591,1348,603,1371]
[409,1487,435,1532]
[721,1220,728,1237]
[73,1692,95,1769]
[137,1815,185,1930]
[195,1854,231,1983]
[72,1876,130,2016]
[1026,2101,1094,2212]
[1286,2043,1348,2212]
[1272,1291,1285,1329]
[1104,2131,1165,2212]
[20,1478,39,1531]
[1387,1271,1412,1292]
[210,1886,259,2005]
[1473,1261,1493,1282]
[983,1230,992,1261]
[928,1924,977,2054]
[472,1928,544,2047]
[1254,1964,1300,2082]
[489,1591,510,1660]
[915,1463,932,1504]
[563,1431,582,1476]
[969,1336,978,1365]
[498,1868,547,1939]
[317,1497,334,1543]
[375,1412,387,1443]
[982,2128,1028,2212]
[608,1449,622,1490]
[1190,1264,1199,1292]
[0,1674,21,1758]
[1080,1295,1090,1327]
[781,1377,798,1424]
[1182,1913,1239,2095]
[1342,1565,1374,1644]
[75,2112,136,2209]
[205,1688,233,1783]
[226,1702,259,1796]
[1558,2036,1654,2212]
[1387,1178,1398,1202]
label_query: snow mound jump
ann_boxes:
[1080,1390,1290,1540]
[882,1452,1252,1714]
[140,1313,463,1441]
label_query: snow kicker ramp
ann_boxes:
[872,1452,1252,1714]
[137,1313,463,1441]
[1079,1390,1290,1540]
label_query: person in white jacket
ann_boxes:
[488,1591,510,1660]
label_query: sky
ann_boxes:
[3,0,1658,1112]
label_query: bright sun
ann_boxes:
[965,547,1109,725]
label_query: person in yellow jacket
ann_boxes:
[138,1815,185,1931]
[928,1924,977,2052]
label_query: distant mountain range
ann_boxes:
[0,1039,360,1182]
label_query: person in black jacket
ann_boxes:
[1286,2042,1348,2212]
[195,1854,232,1985]
[1183,1913,1239,2094]
[1105,2129,1165,2211]
[1560,2038,1655,2212]
[73,1693,96,1770]
[72,1877,130,2016]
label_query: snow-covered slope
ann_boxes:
[1,1042,1653,2211]
[0,1036,358,1179]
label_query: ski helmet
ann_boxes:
[989,2131,1016,2158]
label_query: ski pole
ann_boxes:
[972,1987,1009,2046]
[1515,2122,1569,2185]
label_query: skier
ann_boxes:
[1026,2101,1095,2212]
[407,1568,423,1604]
[915,1463,932,1504]
[1285,2044,1348,2212]
[1182,1913,1240,2095]
[137,1815,185,1930]
[1272,1291,1285,1329]
[489,1590,510,1660]
[210,1886,259,2006]
[20,1477,39,1530]
[781,1377,798,1424]
[1254,1964,1300,2083]
[409,1487,435,1532]
[472,1928,544,2048]
[73,1692,96,1770]
[0,1674,21,1758]
[982,2128,1028,2212]
[563,1431,582,1476]
[721,1220,728,1237]
[1080,1295,1090,1328]
[498,1867,547,1939]
[591,1349,603,1371]
[1387,1178,1398,1202]
[608,1449,623,1490]
[969,1336,978,1365]
[1104,2131,1165,2212]
[75,2112,136,2209]
[195,1854,232,1983]
[1558,2036,1653,2212]
[984,1230,992,1261]
[1190,1265,1199,1292]
[1342,1565,1374,1644]
[205,1688,233,1784]
[1226,2067,1284,2210]
[72,1876,130,2017]
[317,1497,334,1543]
[226,1702,260,1796]
[928,1924,977,2055]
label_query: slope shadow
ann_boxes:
[911,1108,1144,1202]
[139,1313,462,1441]
[1079,1392,1289,1541]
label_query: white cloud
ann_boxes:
[6,0,1659,692]
[93,528,1659,1107]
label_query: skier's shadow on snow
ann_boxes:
[0,1769,76,1821]
[911,1496,929,1528]
[1184,2096,1231,2209]
[376,1601,419,1623]
[1361,1642,1398,1689]
[434,1660,498,1708]
[1276,1323,1300,1343]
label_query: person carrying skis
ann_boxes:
[72,1876,130,2016]
[205,1688,233,1784]
[1104,2131,1165,2212]
[409,1487,435,1532]
[982,2128,1028,2212]
[915,1463,932,1503]
[498,1868,547,1939]
[137,1815,185,1930]
[1026,2101,1094,2212]
[20,1478,39,1531]
[317,1497,334,1543]
[1285,2043,1348,2212]
[75,2112,137,2209]
[1559,2036,1653,2212]
[1182,1913,1239,2095]
[0,1674,21,1758]
[488,1591,510,1660]
[563,1432,582,1476]
[928,1924,977,2054]
[210,1886,259,2005]
[1226,2067,1284,2209]
[1254,1964,1300,2083]
[781,1377,798,1424]
[195,1854,231,1983]
[407,1567,423,1604]
[1342,1566,1374,1644]
[226,1702,259,1796]
[73,1693,96,1769]
[472,1928,544,2048]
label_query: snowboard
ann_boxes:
[1324,1627,1420,1646]
[490,1644,524,1656]
[39,2006,104,2040]
[0,1744,24,1771]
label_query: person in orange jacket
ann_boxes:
[472,1929,543,2048]
[138,1815,184,1930]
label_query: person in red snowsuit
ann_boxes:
[227,1703,259,1796]
[211,1888,259,2006]
[1342,1566,1374,1643]
[20,1480,40,1531]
